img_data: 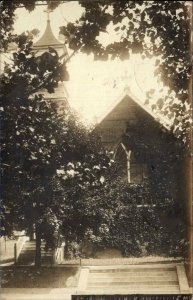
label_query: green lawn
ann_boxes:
[1,266,79,288]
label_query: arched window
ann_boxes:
[114,143,128,181]
[115,143,148,184]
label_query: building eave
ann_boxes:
[96,87,171,130]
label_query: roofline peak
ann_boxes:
[33,15,63,48]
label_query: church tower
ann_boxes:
[33,11,69,107]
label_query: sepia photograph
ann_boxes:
[0,1,192,299]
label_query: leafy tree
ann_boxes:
[2,1,191,104]
[0,0,63,52]
[0,0,191,267]
[0,21,111,265]
[55,148,112,257]
[1,39,62,265]
[59,1,191,265]
[60,1,191,140]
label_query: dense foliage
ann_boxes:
[61,108,187,259]
[0,1,191,263]
[59,0,190,258]
[1,1,191,139]
[60,1,191,140]
[0,0,62,51]
[63,177,186,259]
[91,181,186,257]
[0,10,112,265]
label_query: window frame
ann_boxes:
[114,143,148,184]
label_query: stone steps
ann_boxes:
[17,241,53,265]
[77,264,190,295]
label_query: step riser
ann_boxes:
[21,249,49,251]
[87,285,180,293]
[89,274,177,281]
[19,253,53,255]
[22,247,52,250]
[88,281,179,286]
[87,288,180,295]
[90,268,175,273]
[89,278,178,283]
[89,272,177,277]
[87,285,180,289]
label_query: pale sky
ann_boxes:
[14,1,169,125]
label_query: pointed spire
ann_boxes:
[33,10,63,49]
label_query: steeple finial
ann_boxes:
[33,6,68,60]
[44,7,53,22]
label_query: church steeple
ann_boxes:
[33,19,63,49]
[33,9,69,106]
[33,10,68,60]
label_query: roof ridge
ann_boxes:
[96,87,171,129]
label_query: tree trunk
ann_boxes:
[28,223,35,241]
[64,240,69,259]
[35,225,42,267]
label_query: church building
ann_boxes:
[95,87,180,192]
[31,13,187,252]
[32,14,177,192]
[1,9,191,294]
[32,13,185,226]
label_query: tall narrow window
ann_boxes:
[115,143,148,184]
[114,143,128,181]
[130,152,148,184]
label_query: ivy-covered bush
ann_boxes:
[61,111,187,259]
[64,179,186,259]
[96,182,185,257]
[64,242,82,259]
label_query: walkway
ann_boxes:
[1,288,75,300]
[62,256,183,266]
